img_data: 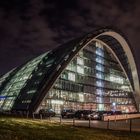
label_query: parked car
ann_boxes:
[90,110,123,120]
[39,109,55,117]
[91,111,108,120]
[74,110,94,119]
[111,111,122,115]
[83,110,95,120]
[61,109,75,118]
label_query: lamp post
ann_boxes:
[112,102,116,113]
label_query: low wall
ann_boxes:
[103,113,140,121]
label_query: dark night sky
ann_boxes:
[0,0,140,76]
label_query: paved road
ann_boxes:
[50,117,140,132]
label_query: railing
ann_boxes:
[103,113,140,121]
[1,111,140,133]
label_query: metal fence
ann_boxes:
[1,112,140,133]
[47,116,140,133]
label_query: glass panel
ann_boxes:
[68,72,75,81]
[77,65,84,74]
[0,52,47,110]
[39,40,135,114]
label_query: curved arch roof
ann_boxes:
[0,28,139,112]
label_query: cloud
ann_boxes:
[0,0,140,76]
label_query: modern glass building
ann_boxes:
[0,28,140,114]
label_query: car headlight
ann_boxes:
[94,114,98,118]
[88,114,90,117]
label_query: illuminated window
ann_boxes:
[96,89,103,95]
[96,72,104,79]
[96,64,104,72]
[96,97,103,103]
[66,62,76,72]
[77,57,84,65]
[96,48,104,56]
[121,85,131,91]
[118,77,124,84]
[68,72,75,81]
[98,104,104,110]
[0,98,5,107]
[95,42,104,56]
[78,51,83,56]
[95,42,104,49]
[110,75,124,84]
[77,65,84,74]
[61,72,68,80]
[27,90,36,94]
[96,56,104,64]
[79,93,84,102]
[96,80,103,87]
[51,100,64,105]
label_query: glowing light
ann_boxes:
[68,72,75,81]
[112,102,116,106]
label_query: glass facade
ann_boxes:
[0,53,47,110]
[39,41,136,114]
[0,31,138,114]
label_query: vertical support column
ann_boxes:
[40,114,42,120]
[73,117,75,126]
[89,118,91,128]
[60,116,62,124]
[26,111,29,118]
[32,112,35,119]
[129,119,132,133]
[107,119,110,129]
